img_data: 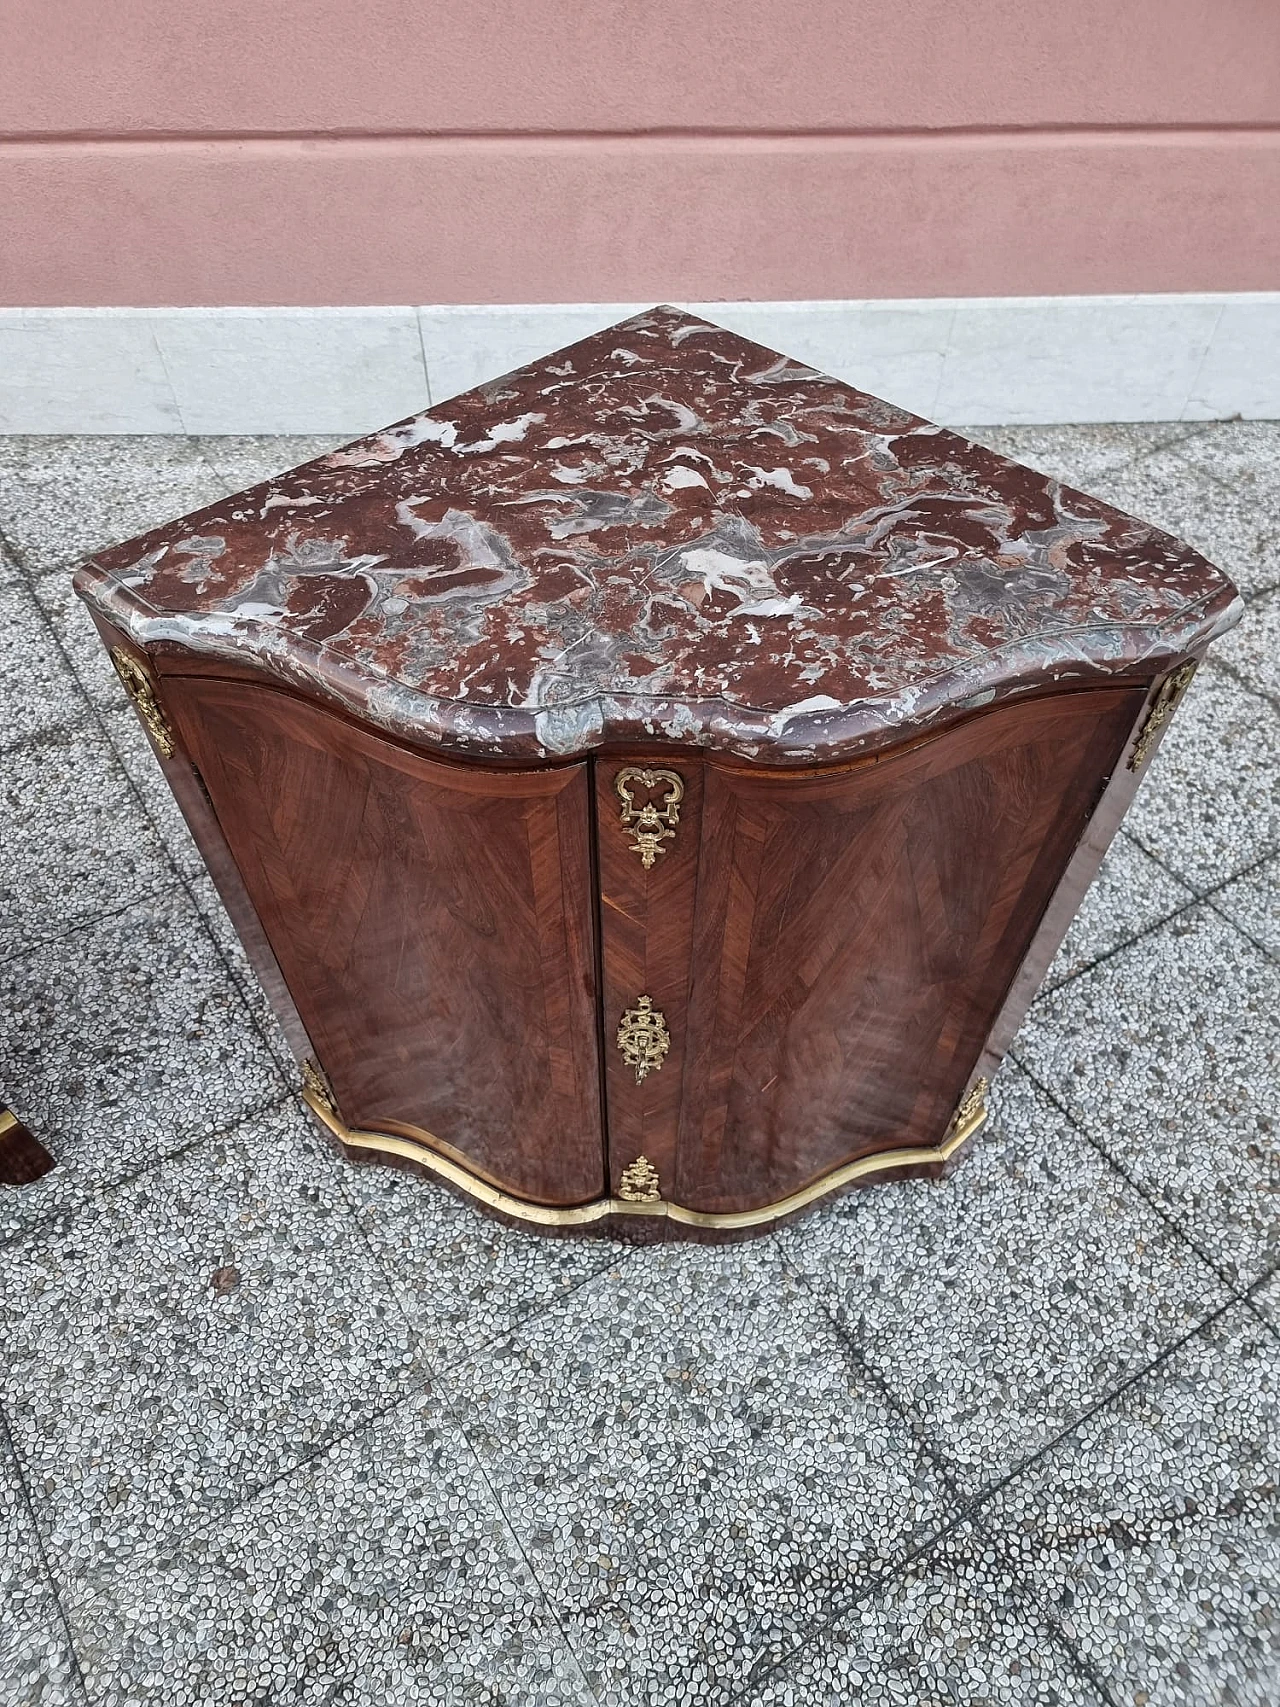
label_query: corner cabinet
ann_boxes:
[74,311,1239,1238]
[117,646,1154,1240]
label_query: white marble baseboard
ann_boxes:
[1,294,1276,434]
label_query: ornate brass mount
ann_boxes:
[947,1077,989,1141]
[1128,661,1197,772]
[616,995,671,1083]
[614,767,684,869]
[618,1154,662,1203]
[301,1058,338,1117]
[110,647,176,758]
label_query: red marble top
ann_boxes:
[75,306,1241,764]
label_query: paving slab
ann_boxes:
[777,1066,1233,1496]
[0,1104,420,1608]
[0,581,87,748]
[448,1242,959,1705]
[1086,443,1280,600]
[0,722,175,961]
[1016,904,1280,1289]
[68,1389,595,1707]
[338,1152,634,1370]
[1208,855,1280,964]
[1045,830,1197,990]
[27,570,128,712]
[1124,668,1280,893]
[976,1292,1280,1707]
[739,1519,1107,1707]
[959,421,1204,491]
[1212,587,1280,706]
[0,886,282,1245]
[0,1428,83,1706]
[192,433,350,494]
[0,436,227,577]
[1174,421,1280,600]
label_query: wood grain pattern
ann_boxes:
[93,620,1158,1235]
[669,684,1146,1213]
[164,674,605,1206]
[595,759,703,1199]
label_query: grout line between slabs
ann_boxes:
[0,1404,93,1706]
[1009,1048,1265,1304]
[728,1277,1250,1706]
[764,1242,1124,1706]
[1,507,295,1093]
[0,1086,296,1257]
[141,1186,650,1700]
[0,874,187,972]
[355,1210,645,1704]
[1039,834,1280,999]
[1205,653,1280,716]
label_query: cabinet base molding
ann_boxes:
[301,1083,989,1235]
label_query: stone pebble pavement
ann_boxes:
[0,421,1278,1705]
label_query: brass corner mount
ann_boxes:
[110,646,176,758]
[1128,661,1197,772]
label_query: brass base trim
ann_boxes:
[301,1089,988,1232]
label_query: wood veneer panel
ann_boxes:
[165,676,604,1206]
[673,685,1146,1213]
[595,757,703,1198]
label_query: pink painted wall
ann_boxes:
[2,0,1278,305]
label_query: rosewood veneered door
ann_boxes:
[595,684,1146,1216]
[163,675,606,1207]
[156,665,1145,1228]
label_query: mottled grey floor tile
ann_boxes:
[338,1155,628,1368]
[188,869,298,1075]
[0,539,24,587]
[958,422,1202,491]
[0,886,282,1245]
[1090,446,1278,599]
[1017,905,1280,1287]
[980,1296,1280,1707]
[0,1431,82,1706]
[778,1067,1231,1496]
[27,570,127,711]
[0,1104,419,1602]
[1208,855,1280,963]
[1124,669,1280,892]
[1045,830,1196,989]
[1213,588,1280,705]
[193,433,351,494]
[71,1390,594,1707]
[0,723,174,958]
[1176,421,1280,600]
[0,437,227,576]
[0,582,87,747]
[101,703,204,878]
[740,1520,1105,1707]
[451,1244,958,1703]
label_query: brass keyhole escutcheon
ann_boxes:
[616,995,670,1083]
[614,766,684,869]
[617,1155,661,1203]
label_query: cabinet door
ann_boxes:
[594,758,703,1199]
[670,685,1145,1214]
[166,676,604,1206]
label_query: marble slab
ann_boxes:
[75,307,1240,766]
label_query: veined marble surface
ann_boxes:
[74,306,1242,762]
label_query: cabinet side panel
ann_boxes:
[165,676,605,1206]
[675,686,1145,1213]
